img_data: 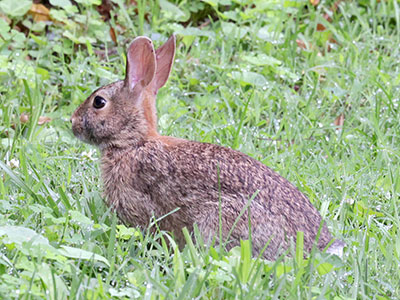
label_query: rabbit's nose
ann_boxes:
[70,116,75,124]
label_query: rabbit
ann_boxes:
[71,35,345,260]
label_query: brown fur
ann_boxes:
[71,36,344,260]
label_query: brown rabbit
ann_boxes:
[71,35,344,260]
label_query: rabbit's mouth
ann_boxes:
[73,127,98,146]
[72,117,111,147]
[71,118,93,145]
[71,125,88,144]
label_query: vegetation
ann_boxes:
[1,0,399,298]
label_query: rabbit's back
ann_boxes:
[168,140,333,256]
[101,138,333,259]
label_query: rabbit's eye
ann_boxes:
[93,96,107,109]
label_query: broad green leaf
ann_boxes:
[50,9,68,22]
[36,67,50,80]
[49,0,72,7]
[59,246,110,266]
[201,0,218,7]
[276,66,300,82]
[0,19,10,37]
[317,262,334,275]
[159,0,190,22]
[63,30,96,44]
[221,10,239,21]
[95,67,119,81]
[231,71,267,87]
[243,54,282,66]
[0,0,32,17]
[30,34,48,46]
[203,0,232,6]
[257,26,284,44]
[283,0,306,8]
[221,22,248,38]
[109,287,140,298]
[275,262,292,278]
[69,210,94,225]
[116,225,140,240]
[169,24,215,39]
[355,201,384,217]
[74,0,101,5]
[11,30,27,47]
[0,226,49,246]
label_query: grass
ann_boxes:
[1,0,400,298]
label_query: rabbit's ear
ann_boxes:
[125,36,156,91]
[151,35,176,94]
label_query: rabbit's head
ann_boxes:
[71,35,176,149]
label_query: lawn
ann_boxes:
[0,0,399,298]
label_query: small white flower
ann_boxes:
[82,149,97,160]
[344,198,354,205]
[7,158,20,169]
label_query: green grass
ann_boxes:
[1,0,400,298]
